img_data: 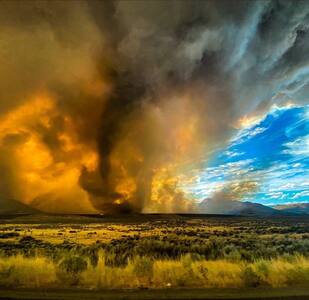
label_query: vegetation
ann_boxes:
[0,215,308,289]
[0,253,309,288]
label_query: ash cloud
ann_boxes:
[0,0,308,213]
[199,181,259,214]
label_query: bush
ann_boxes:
[59,256,88,274]
[243,266,260,287]
[58,256,88,285]
[0,232,20,239]
[133,256,154,278]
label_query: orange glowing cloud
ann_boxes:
[0,93,98,213]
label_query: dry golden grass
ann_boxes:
[0,255,57,287]
[0,223,232,245]
[0,253,308,289]
[90,255,309,289]
[255,256,309,287]
[0,217,308,290]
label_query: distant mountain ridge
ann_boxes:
[274,203,309,215]
[199,198,285,216]
[0,198,41,214]
[0,197,307,216]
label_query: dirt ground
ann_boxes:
[0,287,309,300]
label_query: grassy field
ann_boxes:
[0,214,308,298]
[1,252,309,289]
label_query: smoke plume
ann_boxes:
[199,181,259,214]
[0,0,308,213]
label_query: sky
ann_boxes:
[182,104,309,206]
[0,1,308,213]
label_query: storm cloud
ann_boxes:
[0,0,308,213]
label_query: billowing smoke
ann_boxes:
[199,181,258,214]
[0,0,308,213]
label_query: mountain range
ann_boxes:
[0,198,308,216]
[199,198,282,216]
[273,203,309,215]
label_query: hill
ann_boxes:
[274,203,309,215]
[199,198,282,216]
[0,198,41,214]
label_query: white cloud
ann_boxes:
[283,136,309,156]
[292,190,309,199]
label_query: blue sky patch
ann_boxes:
[182,105,309,206]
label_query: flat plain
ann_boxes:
[0,214,308,299]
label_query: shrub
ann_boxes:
[59,256,88,274]
[133,256,154,278]
[0,232,20,239]
[242,266,261,287]
[58,256,88,285]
